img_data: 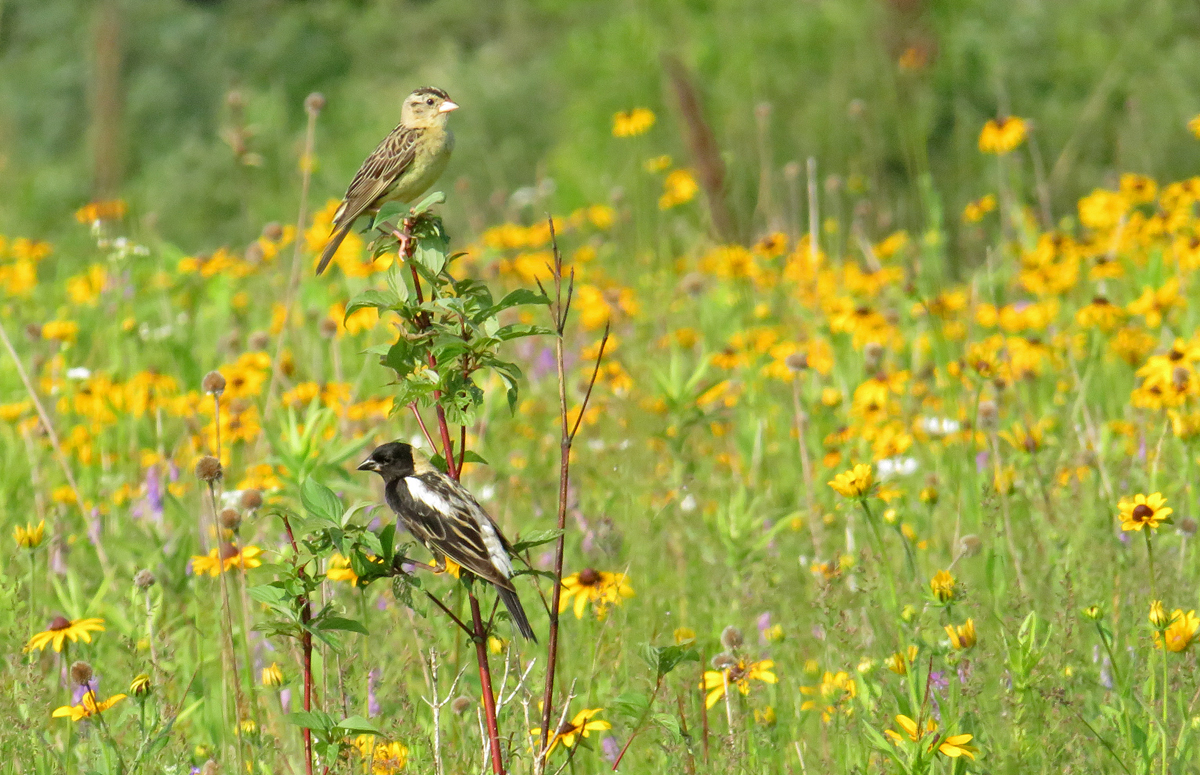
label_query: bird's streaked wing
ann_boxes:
[332,124,421,230]
[403,475,516,588]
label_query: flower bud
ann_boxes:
[1150,600,1171,629]
[785,351,808,372]
[1081,605,1102,622]
[70,661,93,686]
[130,673,152,696]
[305,92,326,116]
[319,318,339,339]
[720,625,744,651]
[710,652,738,671]
[240,489,263,511]
[195,456,223,483]
[201,371,226,396]
[262,222,284,241]
[957,534,982,558]
[218,508,242,532]
[248,331,270,351]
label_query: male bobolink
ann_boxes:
[358,441,537,641]
[316,87,458,275]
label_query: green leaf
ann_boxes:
[460,450,489,466]
[511,528,564,554]
[345,289,400,320]
[610,692,651,720]
[286,710,336,731]
[336,716,382,736]
[372,200,408,226]
[640,643,700,678]
[316,616,369,635]
[246,583,290,607]
[410,190,446,216]
[301,478,342,524]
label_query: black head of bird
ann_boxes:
[402,87,459,130]
[357,441,425,478]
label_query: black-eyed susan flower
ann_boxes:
[262,662,284,687]
[799,670,857,722]
[26,615,106,653]
[945,619,977,650]
[353,735,409,774]
[325,553,359,584]
[828,463,874,499]
[530,707,611,755]
[885,714,977,760]
[659,169,698,209]
[929,570,957,603]
[612,108,655,138]
[190,543,264,576]
[978,116,1027,154]
[13,519,45,549]
[52,690,127,722]
[1156,609,1200,652]
[702,658,778,709]
[1118,493,1172,532]
[130,673,152,696]
[884,646,920,675]
[558,568,634,619]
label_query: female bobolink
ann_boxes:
[316,87,458,275]
[357,441,536,640]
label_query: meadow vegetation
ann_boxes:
[6,2,1200,774]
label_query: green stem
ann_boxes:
[1095,622,1122,687]
[861,499,899,611]
[1146,531,1158,601]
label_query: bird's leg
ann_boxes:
[393,216,417,259]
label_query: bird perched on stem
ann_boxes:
[357,441,537,641]
[316,87,458,275]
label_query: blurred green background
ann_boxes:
[2,0,1200,254]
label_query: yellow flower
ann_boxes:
[929,570,957,603]
[962,194,997,223]
[1118,492,1172,532]
[191,544,264,576]
[1190,114,1200,140]
[353,736,409,774]
[659,169,698,209]
[999,419,1049,454]
[74,200,128,224]
[129,674,152,696]
[52,690,127,722]
[885,714,977,760]
[1150,600,1171,629]
[41,320,80,343]
[13,520,45,549]
[828,463,874,498]
[884,645,920,675]
[531,707,611,756]
[702,658,778,709]
[799,670,857,722]
[673,627,696,645]
[558,569,634,619]
[612,108,656,137]
[326,553,359,584]
[1157,610,1200,652]
[945,619,977,650]
[262,662,284,687]
[26,616,106,653]
[978,116,1028,154]
[754,706,777,725]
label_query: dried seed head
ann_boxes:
[70,661,93,685]
[1174,366,1190,391]
[248,331,270,350]
[710,652,738,671]
[957,534,982,558]
[863,342,884,371]
[305,92,326,116]
[785,351,809,372]
[1180,517,1198,537]
[977,400,999,430]
[677,272,707,297]
[226,90,246,110]
[244,241,265,264]
[200,760,219,775]
[719,625,744,651]
[201,371,226,396]
[25,323,42,340]
[319,318,339,339]
[262,222,283,241]
[195,456,223,483]
[240,489,263,511]
[451,696,473,715]
[133,569,156,589]
[783,161,802,180]
[218,508,242,531]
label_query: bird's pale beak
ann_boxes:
[357,458,380,472]
[438,100,460,114]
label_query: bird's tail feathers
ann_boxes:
[496,586,537,642]
[316,224,351,276]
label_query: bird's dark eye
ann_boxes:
[426,98,435,106]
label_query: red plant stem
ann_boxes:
[471,593,505,775]
[281,514,314,775]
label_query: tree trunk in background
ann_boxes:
[662,54,736,244]
[91,0,123,198]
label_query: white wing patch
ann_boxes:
[405,476,514,579]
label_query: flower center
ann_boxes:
[578,568,600,586]
[1132,504,1155,521]
[557,721,578,736]
[48,615,71,631]
[220,542,241,560]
